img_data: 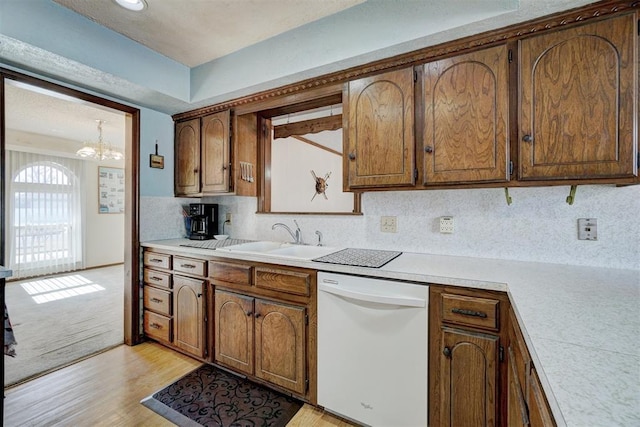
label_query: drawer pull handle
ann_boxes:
[451,308,487,318]
[150,297,163,304]
[443,346,452,358]
[150,258,163,263]
[150,323,162,329]
[522,134,533,143]
[151,276,162,281]
[181,264,196,269]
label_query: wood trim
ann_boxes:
[171,2,639,121]
[273,115,342,139]
[289,136,342,157]
[0,68,143,346]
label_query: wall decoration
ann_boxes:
[98,167,125,213]
[311,170,331,201]
[150,141,164,169]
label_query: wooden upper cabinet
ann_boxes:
[201,110,231,193]
[175,118,201,195]
[345,67,415,188]
[422,44,510,185]
[518,13,638,180]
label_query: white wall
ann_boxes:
[271,131,354,213]
[6,130,124,268]
[141,183,640,271]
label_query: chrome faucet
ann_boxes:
[315,230,323,246]
[272,220,303,244]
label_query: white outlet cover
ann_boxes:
[381,216,398,233]
[440,216,454,233]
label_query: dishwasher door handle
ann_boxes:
[319,282,426,308]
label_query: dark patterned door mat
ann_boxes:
[141,364,302,427]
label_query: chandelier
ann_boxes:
[76,120,124,161]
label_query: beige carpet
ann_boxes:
[4,264,124,386]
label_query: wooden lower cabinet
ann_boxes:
[254,299,306,395]
[507,308,557,427]
[441,327,499,426]
[214,290,254,373]
[430,286,508,427]
[214,289,307,396]
[173,275,206,358]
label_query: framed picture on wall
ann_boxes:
[98,167,125,214]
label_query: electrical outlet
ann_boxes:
[225,213,232,224]
[381,216,398,233]
[577,218,597,240]
[440,216,454,234]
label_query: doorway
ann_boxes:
[1,69,141,388]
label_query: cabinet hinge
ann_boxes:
[414,70,418,82]
[305,314,309,325]
[414,168,418,180]
[508,49,513,63]
[509,161,514,176]
[637,20,639,36]
[499,346,505,362]
[305,378,309,393]
[637,152,640,168]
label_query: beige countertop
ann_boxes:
[142,238,640,427]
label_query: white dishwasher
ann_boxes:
[317,272,428,427]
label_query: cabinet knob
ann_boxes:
[348,153,356,160]
[255,313,261,319]
[425,146,434,153]
[222,165,227,170]
[443,346,452,358]
[246,311,252,317]
[197,293,202,298]
[522,134,533,143]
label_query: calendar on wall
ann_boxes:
[98,167,125,214]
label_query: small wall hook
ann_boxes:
[566,185,577,205]
[504,188,512,206]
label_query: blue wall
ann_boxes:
[139,108,174,196]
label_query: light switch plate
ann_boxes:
[440,216,454,234]
[578,218,597,240]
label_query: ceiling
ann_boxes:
[5,80,126,152]
[54,0,365,67]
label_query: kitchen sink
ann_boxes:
[217,241,340,260]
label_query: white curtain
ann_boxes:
[5,150,85,279]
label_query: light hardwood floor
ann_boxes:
[4,341,355,427]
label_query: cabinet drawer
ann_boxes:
[174,256,207,277]
[210,261,252,286]
[255,267,310,296]
[143,268,172,289]
[441,293,499,330]
[144,286,172,316]
[143,252,171,270]
[144,311,172,342]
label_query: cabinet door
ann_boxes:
[528,367,556,427]
[519,13,637,180]
[173,275,205,358]
[254,299,306,395]
[214,290,254,375]
[345,67,415,188]
[175,118,201,195]
[201,110,231,193]
[440,327,499,427]
[423,44,509,184]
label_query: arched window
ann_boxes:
[7,152,84,278]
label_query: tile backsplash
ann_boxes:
[141,184,640,270]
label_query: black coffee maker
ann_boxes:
[188,203,218,240]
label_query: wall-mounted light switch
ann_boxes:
[577,218,597,240]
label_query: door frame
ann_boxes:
[0,68,142,349]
